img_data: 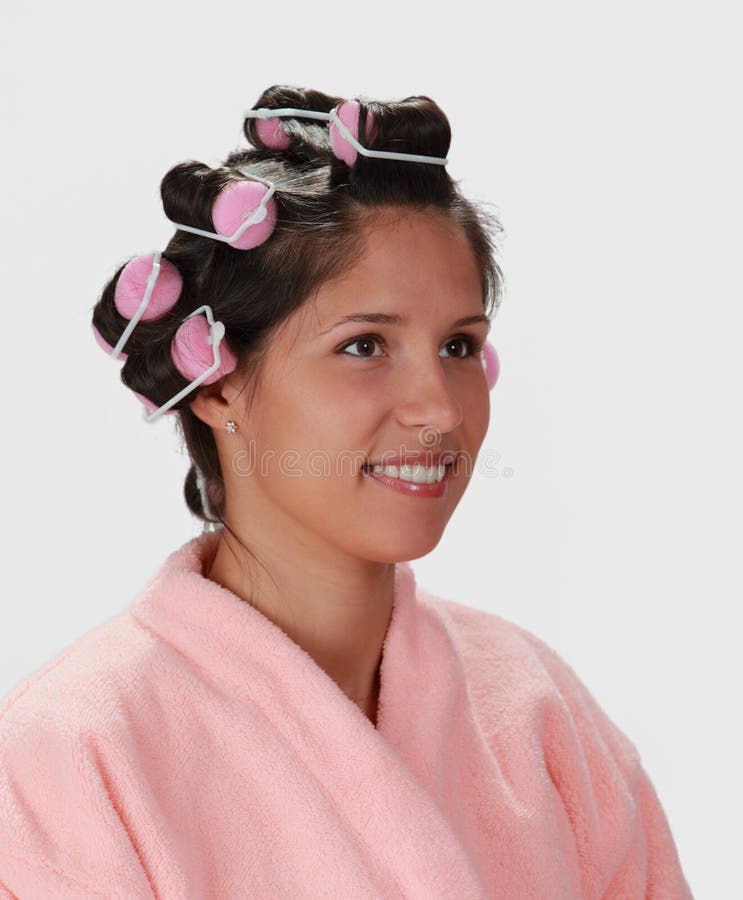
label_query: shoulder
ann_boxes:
[420,591,691,893]
[0,611,165,894]
[420,587,642,785]
[436,594,640,775]
[1,608,160,739]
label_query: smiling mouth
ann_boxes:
[360,462,454,476]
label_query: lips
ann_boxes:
[361,461,453,498]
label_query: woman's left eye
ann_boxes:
[338,334,482,359]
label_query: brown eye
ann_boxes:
[338,335,385,358]
[338,333,481,361]
[441,336,478,359]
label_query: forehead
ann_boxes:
[310,208,483,327]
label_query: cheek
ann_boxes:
[291,368,385,446]
[458,376,491,460]
[473,386,491,439]
[248,373,369,478]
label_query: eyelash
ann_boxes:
[337,333,484,360]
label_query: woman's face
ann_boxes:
[221,207,491,563]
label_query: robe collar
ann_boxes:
[130,528,489,896]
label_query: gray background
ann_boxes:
[2,2,740,896]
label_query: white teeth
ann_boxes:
[370,463,447,484]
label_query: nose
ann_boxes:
[393,351,464,435]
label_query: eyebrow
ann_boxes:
[319,312,491,336]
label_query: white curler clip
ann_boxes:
[169,174,276,245]
[243,107,333,123]
[143,305,228,424]
[328,108,448,166]
[242,106,449,166]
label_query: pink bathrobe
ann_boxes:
[0,528,693,898]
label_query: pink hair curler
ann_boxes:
[96,251,183,360]
[328,100,448,167]
[328,100,380,166]
[114,253,183,321]
[481,340,500,391]
[255,116,291,150]
[211,179,277,250]
[142,305,237,423]
[171,310,237,384]
[169,175,277,251]
[329,100,365,167]
[243,106,335,152]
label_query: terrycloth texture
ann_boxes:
[0,529,693,899]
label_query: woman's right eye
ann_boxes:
[337,334,385,359]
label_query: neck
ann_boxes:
[204,526,394,723]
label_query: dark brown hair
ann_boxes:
[91,84,505,537]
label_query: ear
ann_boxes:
[188,369,244,430]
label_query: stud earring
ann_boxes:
[226,420,237,434]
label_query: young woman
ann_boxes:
[0,85,693,898]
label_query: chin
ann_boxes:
[351,529,446,564]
